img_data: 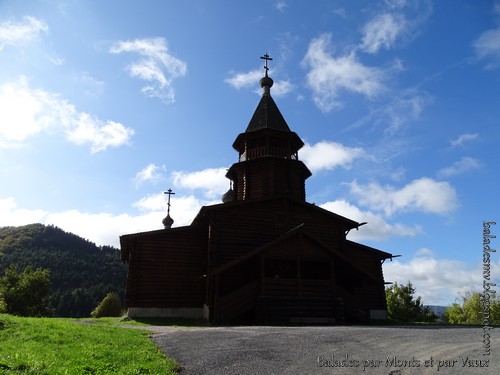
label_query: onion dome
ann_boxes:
[162,213,174,229]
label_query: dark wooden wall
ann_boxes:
[122,227,206,308]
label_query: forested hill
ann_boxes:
[0,223,127,317]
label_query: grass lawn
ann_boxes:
[0,314,180,374]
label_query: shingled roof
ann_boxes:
[245,92,291,133]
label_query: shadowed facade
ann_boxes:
[120,60,393,324]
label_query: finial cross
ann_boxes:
[260,53,273,76]
[164,188,175,214]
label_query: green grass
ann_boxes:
[0,314,180,374]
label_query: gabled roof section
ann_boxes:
[245,91,291,133]
[209,225,388,282]
[345,240,393,260]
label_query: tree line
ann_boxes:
[1,223,498,323]
[385,281,500,324]
[0,224,127,317]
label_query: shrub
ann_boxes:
[91,292,122,318]
[444,290,500,325]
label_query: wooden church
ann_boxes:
[120,56,393,324]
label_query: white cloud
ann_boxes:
[110,37,187,103]
[0,194,212,248]
[133,163,165,187]
[302,33,385,112]
[225,69,262,90]
[0,77,134,152]
[349,177,458,216]
[360,13,407,54]
[66,114,133,153]
[0,16,48,50]
[450,133,479,147]
[0,197,48,226]
[383,249,491,305]
[172,167,229,199]
[300,141,365,173]
[321,200,421,241]
[270,80,293,97]
[132,192,215,228]
[437,157,481,178]
[474,27,500,66]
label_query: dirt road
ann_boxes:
[152,325,499,374]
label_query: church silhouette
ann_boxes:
[120,56,393,324]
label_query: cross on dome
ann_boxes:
[260,53,273,76]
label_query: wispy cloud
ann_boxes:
[79,72,105,97]
[0,16,48,51]
[437,157,481,178]
[302,33,385,112]
[450,133,479,147]
[382,93,430,134]
[301,141,365,173]
[349,177,458,216]
[133,163,165,188]
[110,37,187,103]
[360,13,407,54]
[474,2,500,69]
[474,29,500,66]
[275,0,287,12]
[0,77,134,152]
[333,8,347,19]
[359,0,433,55]
[321,199,422,241]
[345,90,430,135]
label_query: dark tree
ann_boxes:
[386,281,436,323]
[0,264,53,317]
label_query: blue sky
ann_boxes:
[1,0,499,306]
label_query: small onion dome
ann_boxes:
[162,213,174,229]
[260,76,274,95]
[222,188,235,203]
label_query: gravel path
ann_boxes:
[151,325,499,375]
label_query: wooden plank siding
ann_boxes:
[121,195,392,322]
[204,197,353,269]
[230,158,309,202]
[121,227,207,308]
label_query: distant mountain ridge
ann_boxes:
[0,223,127,317]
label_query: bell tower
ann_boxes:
[224,54,311,202]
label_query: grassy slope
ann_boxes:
[0,314,179,375]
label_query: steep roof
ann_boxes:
[245,93,291,133]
